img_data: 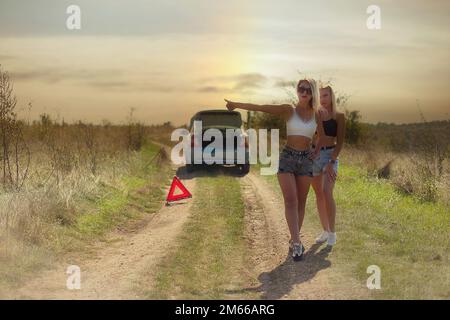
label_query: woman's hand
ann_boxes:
[224,99,237,111]
[325,162,337,183]
[317,106,329,119]
[308,147,320,160]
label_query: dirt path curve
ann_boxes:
[8,145,195,299]
[241,172,363,299]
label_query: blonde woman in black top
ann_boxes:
[311,85,345,246]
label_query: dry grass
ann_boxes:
[340,146,450,205]
[0,117,174,292]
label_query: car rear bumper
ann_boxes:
[186,148,249,165]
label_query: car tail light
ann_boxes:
[239,135,249,148]
[191,134,200,147]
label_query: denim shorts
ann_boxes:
[312,147,339,177]
[277,145,313,177]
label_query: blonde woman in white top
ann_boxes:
[225,79,326,261]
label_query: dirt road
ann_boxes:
[9,177,195,299]
[8,142,196,299]
[7,165,366,299]
[241,172,363,299]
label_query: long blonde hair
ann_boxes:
[320,85,337,119]
[297,78,319,111]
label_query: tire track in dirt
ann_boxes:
[9,178,195,299]
[7,144,196,299]
[241,172,362,299]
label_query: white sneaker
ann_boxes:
[327,232,337,246]
[315,231,329,244]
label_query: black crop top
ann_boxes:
[323,118,337,137]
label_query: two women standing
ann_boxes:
[225,79,345,261]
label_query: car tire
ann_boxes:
[239,164,250,175]
[186,164,195,173]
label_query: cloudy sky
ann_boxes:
[0,0,448,125]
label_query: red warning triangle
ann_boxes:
[166,176,192,203]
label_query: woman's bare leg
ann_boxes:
[323,177,336,232]
[295,175,312,234]
[311,174,330,231]
[277,173,300,243]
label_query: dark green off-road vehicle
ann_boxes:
[185,110,250,174]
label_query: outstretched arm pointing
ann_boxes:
[224,98,292,118]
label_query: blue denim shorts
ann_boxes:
[312,147,339,177]
[277,145,313,177]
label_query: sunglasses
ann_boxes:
[298,86,312,95]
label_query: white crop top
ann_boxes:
[286,106,317,139]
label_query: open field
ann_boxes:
[0,119,448,299]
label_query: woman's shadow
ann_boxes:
[226,243,333,299]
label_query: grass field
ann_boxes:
[0,141,171,294]
[261,163,450,299]
[1,137,448,299]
